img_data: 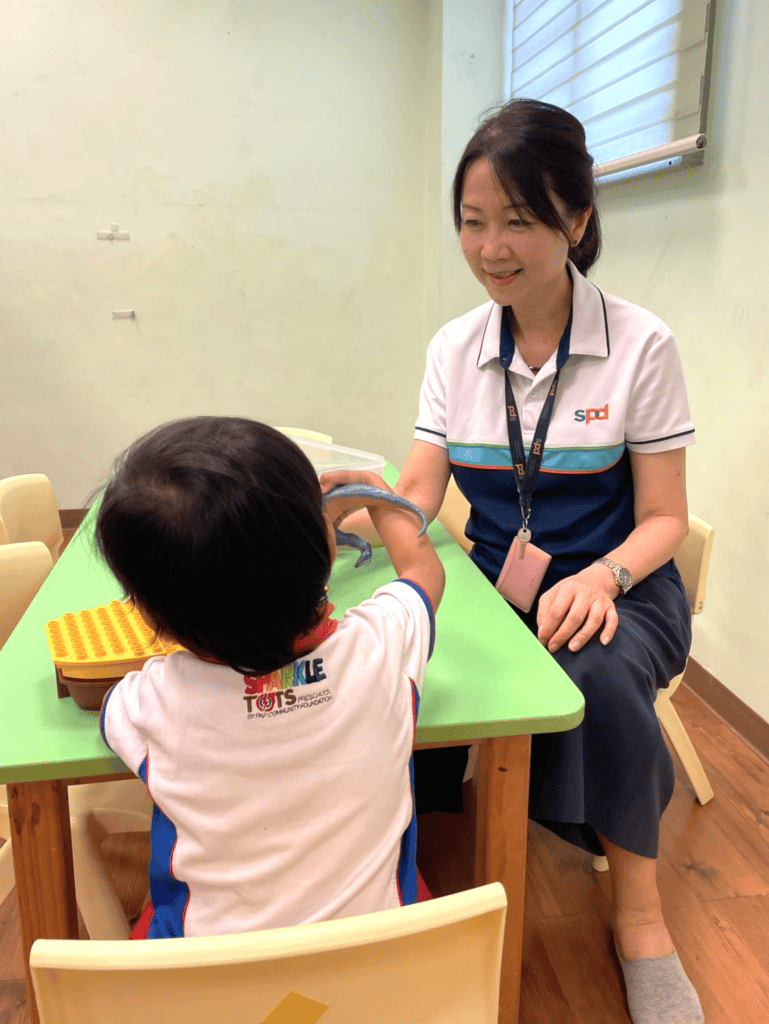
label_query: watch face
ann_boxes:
[618,567,632,591]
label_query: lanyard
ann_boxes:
[499,308,572,532]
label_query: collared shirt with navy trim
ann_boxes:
[414,261,695,592]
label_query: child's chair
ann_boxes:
[652,513,715,805]
[0,541,56,900]
[0,501,152,938]
[30,883,507,1024]
[0,779,152,937]
[591,513,715,871]
[0,474,65,562]
[0,541,53,648]
[276,426,333,444]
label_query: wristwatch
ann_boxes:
[593,557,633,596]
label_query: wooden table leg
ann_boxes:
[474,734,531,1024]
[7,780,78,1024]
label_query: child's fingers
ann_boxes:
[319,470,388,493]
[322,495,364,525]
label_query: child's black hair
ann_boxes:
[94,417,332,675]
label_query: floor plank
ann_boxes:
[705,893,769,977]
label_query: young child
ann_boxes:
[95,416,444,939]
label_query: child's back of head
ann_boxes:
[95,417,331,675]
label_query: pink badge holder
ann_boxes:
[495,535,552,613]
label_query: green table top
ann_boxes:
[0,483,584,785]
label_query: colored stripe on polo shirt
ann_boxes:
[448,441,626,474]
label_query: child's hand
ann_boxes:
[319,471,393,530]
[319,470,392,495]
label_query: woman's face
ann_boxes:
[459,158,589,309]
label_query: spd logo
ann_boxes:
[574,402,609,424]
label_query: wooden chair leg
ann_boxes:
[655,691,714,805]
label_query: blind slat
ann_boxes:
[514,0,576,48]
[513,0,657,73]
[513,21,679,100]
[552,55,678,127]
[509,0,713,175]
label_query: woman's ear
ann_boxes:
[570,206,592,247]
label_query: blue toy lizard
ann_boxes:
[322,484,429,567]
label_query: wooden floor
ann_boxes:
[2,686,768,1022]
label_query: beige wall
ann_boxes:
[591,1,769,721]
[438,0,506,328]
[1,0,440,500]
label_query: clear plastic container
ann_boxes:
[280,430,385,476]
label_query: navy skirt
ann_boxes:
[414,567,691,859]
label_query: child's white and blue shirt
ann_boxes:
[100,579,434,938]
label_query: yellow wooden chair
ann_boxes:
[0,541,56,901]
[652,513,715,806]
[30,883,507,1024]
[0,474,65,562]
[0,540,53,649]
[435,484,717,866]
[591,513,715,870]
[0,508,151,939]
[276,426,333,444]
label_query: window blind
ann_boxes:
[507,0,716,179]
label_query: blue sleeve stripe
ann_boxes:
[392,578,436,660]
[98,684,118,751]
[397,753,419,905]
[396,682,420,906]
[142,755,190,939]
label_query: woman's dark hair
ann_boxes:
[94,417,331,676]
[452,98,601,275]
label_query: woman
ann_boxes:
[393,100,701,1024]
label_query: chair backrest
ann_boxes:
[30,883,507,1024]
[0,474,64,561]
[437,477,473,553]
[276,427,333,444]
[674,513,714,615]
[0,541,53,648]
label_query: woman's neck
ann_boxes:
[508,270,573,366]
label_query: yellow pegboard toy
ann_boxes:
[46,599,184,683]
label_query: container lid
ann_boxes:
[279,430,385,476]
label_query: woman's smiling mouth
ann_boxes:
[487,269,520,285]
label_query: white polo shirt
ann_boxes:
[415,261,695,589]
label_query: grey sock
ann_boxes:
[615,942,704,1024]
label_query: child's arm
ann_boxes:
[369,502,444,611]
[321,470,445,611]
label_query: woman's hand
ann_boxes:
[536,563,620,653]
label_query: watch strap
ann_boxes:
[592,557,633,595]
